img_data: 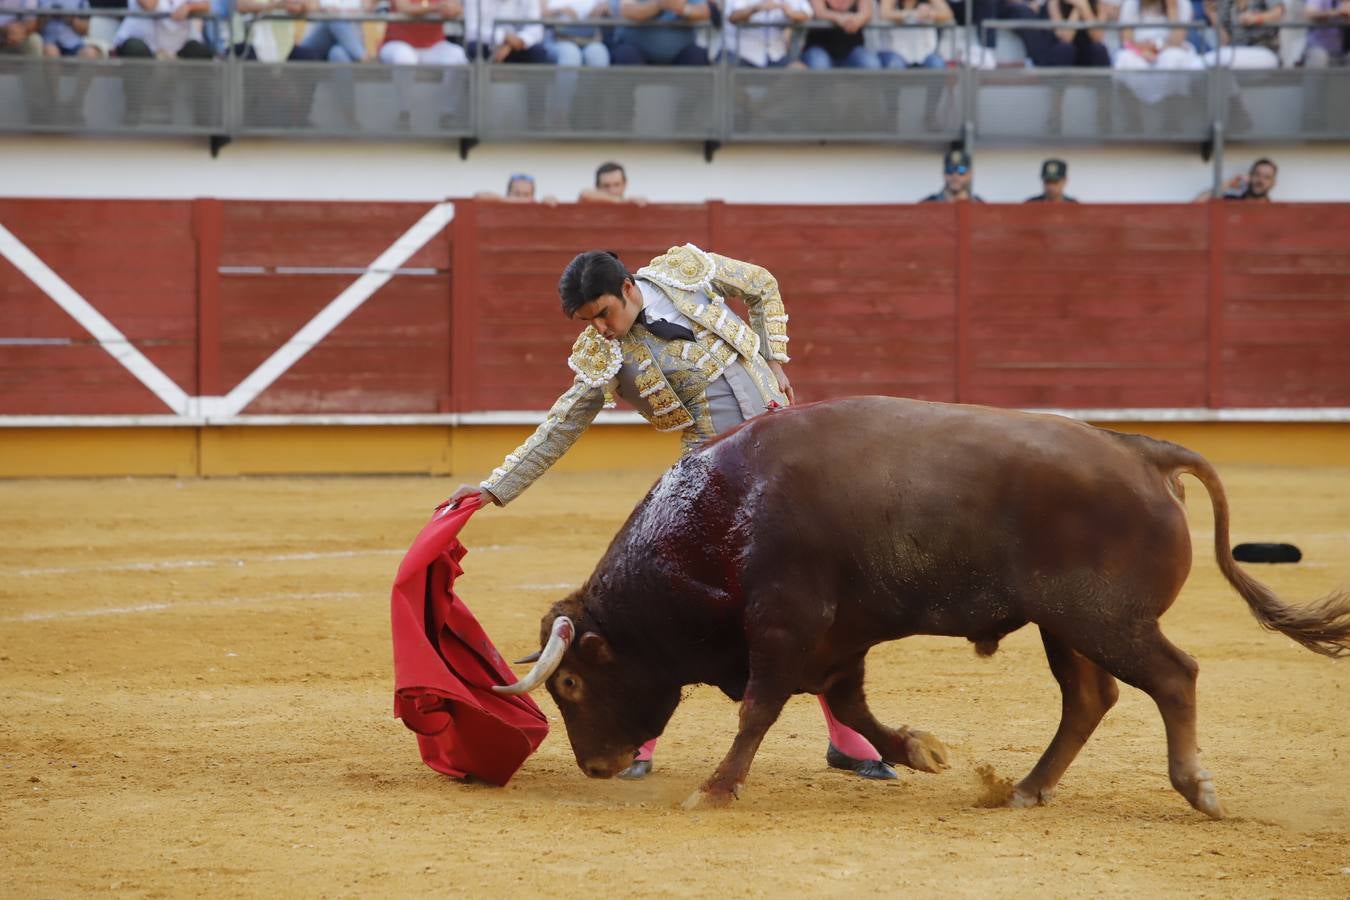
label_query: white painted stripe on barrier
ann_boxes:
[0,337,72,346]
[0,222,191,415]
[215,202,457,417]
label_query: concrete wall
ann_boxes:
[2,137,1348,205]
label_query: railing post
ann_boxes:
[192,197,223,400]
[955,201,972,403]
[450,198,479,413]
[1206,200,1225,409]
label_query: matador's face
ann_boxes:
[570,279,643,341]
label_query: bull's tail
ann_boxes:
[1143,437,1350,658]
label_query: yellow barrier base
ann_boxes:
[0,421,1345,479]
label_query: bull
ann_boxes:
[495,396,1350,817]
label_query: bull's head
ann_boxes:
[494,600,681,778]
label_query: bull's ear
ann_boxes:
[578,632,614,665]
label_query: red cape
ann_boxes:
[390,496,549,785]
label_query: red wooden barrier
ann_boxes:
[2,198,1347,417]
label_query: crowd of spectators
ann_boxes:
[487,152,1279,209]
[5,0,1343,70]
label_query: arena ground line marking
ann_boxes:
[212,202,457,418]
[0,222,191,415]
[3,590,366,623]
[12,548,406,578]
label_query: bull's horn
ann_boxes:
[493,616,574,695]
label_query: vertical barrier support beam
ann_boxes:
[450,198,479,413]
[706,199,725,252]
[1206,200,1226,409]
[438,199,455,413]
[955,202,973,403]
[193,197,223,400]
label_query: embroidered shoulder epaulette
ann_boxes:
[567,327,623,388]
[637,244,716,296]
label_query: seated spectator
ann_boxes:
[920,147,984,202]
[725,0,811,68]
[1003,0,1109,67]
[544,0,611,66]
[1301,0,1346,67]
[1194,157,1277,201]
[1038,0,1110,66]
[464,0,551,62]
[234,0,323,60]
[1,0,45,55]
[609,0,711,65]
[295,0,372,62]
[578,160,648,203]
[1025,158,1079,202]
[379,0,467,65]
[1112,0,1202,104]
[875,0,951,69]
[378,0,467,129]
[802,0,881,68]
[475,173,560,204]
[114,0,213,58]
[1201,0,1282,68]
[39,0,106,57]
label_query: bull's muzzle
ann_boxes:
[493,616,575,695]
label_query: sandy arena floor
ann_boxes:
[2,464,1349,897]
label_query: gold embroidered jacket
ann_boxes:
[480,244,792,505]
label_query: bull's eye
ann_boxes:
[561,676,576,689]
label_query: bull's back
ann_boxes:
[711,397,1194,638]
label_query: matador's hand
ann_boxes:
[768,360,795,405]
[442,484,496,511]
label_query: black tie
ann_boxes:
[639,310,696,342]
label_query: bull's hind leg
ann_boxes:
[1009,628,1119,808]
[1081,625,1224,820]
[821,657,950,774]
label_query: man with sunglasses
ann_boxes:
[920,147,984,203]
[447,244,900,783]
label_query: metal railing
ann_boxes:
[2,9,1346,158]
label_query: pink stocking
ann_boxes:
[634,738,657,762]
[817,695,880,760]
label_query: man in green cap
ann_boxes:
[1025,158,1079,203]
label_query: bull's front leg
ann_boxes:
[682,681,792,810]
[683,624,802,810]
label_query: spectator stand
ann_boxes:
[481,15,720,146]
[1,2,1346,167]
[236,9,474,142]
[0,8,229,136]
[975,19,1350,190]
[727,22,967,144]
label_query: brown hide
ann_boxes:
[533,397,1350,815]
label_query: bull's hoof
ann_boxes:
[1007,785,1053,808]
[1186,770,1226,820]
[681,782,741,810]
[899,729,951,773]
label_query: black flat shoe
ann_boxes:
[617,759,653,780]
[825,743,898,781]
